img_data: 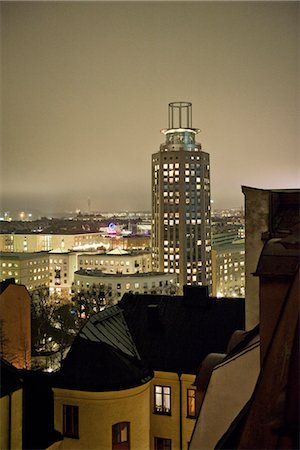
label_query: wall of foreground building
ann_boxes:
[0,282,31,369]
[0,388,23,450]
[52,382,151,450]
[51,372,197,450]
[189,335,260,450]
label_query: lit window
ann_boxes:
[187,389,197,418]
[154,385,171,415]
[63,405,79,439]
[112,422,130,450]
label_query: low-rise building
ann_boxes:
[0,252,49,290]
[73,270,177,305]
[77,248,151,274]
[0,232,106,253]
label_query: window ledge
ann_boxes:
[153,411,172,416]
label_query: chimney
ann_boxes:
[147,304,161,330]
[183,285,211,308]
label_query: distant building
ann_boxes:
[77,248,151,274]
[51,287,244,450]
[0,279,31,369]
[211,239,245,297]
[0,251,49,290]
[49,249,78,297]
[73,270,177,305]
[0,232,105,253]
[152,102,212,290]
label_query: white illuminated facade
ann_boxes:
[74,270,177,305]
[152,102,212,290]
[77,248,151,274]
[0,252,49,290]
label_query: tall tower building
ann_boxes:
[152,102,212,290]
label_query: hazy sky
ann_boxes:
[1,1,299,214]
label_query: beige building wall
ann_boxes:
[0,388,23,450]
[150,371,196,450]
[53,382,151,450]
[52,371,197,450]
[242,187,270,330]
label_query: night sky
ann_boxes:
[1,1,299,214]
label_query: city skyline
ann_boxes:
[1,2,299,215]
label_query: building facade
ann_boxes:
[152,102,212,290]
[73,270,177,305]
[211,239,245,298]
[0,232,105,253]
[77,248,151,274]
[0,252,49,290]
[49,250,78,297]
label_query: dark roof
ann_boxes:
[0,358,23,397]
[119,288,245,374]
[53,306,153,391]
[53,288,244,392]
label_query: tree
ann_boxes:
[31,286,81,369]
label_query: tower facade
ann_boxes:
[151,102,212,290]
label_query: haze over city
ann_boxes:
[1,1,299,215]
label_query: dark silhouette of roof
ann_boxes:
[119,287,245,374]
[53,306,153,391]
[0,358,22,397]
[53,287,244,392]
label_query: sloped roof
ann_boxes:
[48,248,70,254]
[107,247,129,255]
[119,291,245,374]
[79,306,140,359]
[53,306,152,392]
[53,288,244,392]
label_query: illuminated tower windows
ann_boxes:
[151,102,212,290]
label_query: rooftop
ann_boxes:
[53,306,153,392]
[74,269,172,278]
[54,286,245,392]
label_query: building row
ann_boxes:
[0,282,245,450]
[0,242,243,300]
